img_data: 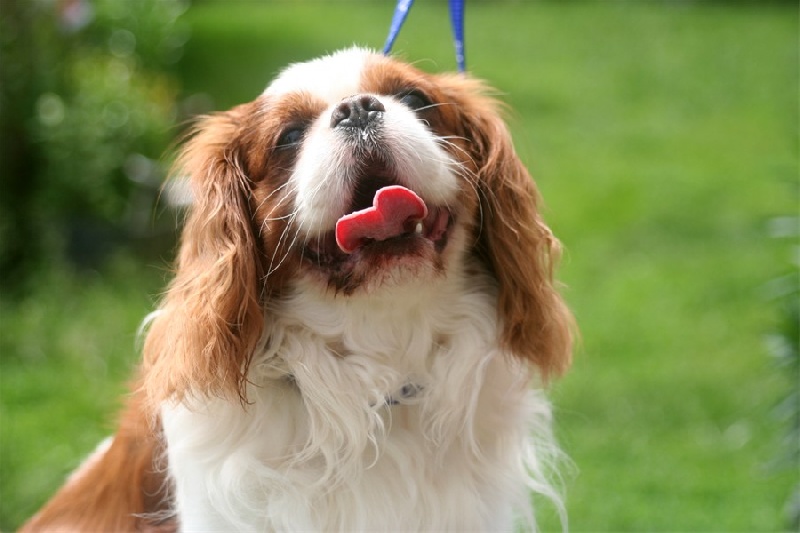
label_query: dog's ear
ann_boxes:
[439,75,573,381]
[144,104,265,407]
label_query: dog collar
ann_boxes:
[386,383,423,406]
[285,374,422,407]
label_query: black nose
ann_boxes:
[330,95,385,129]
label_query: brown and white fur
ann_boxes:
[23,47,573,532]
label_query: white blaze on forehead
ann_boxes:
[263,47,374,103]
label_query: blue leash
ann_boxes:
[448,0,465,73]
[382,0,466,73]
[382,0,414,56]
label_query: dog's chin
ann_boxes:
[301,211,457,294]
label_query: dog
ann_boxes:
[23,47,573,532]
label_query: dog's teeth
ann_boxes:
[415,222,424,235]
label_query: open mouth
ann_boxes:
[304,174,453,270]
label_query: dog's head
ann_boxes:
[144,48,572,405]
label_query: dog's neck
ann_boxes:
[160,259,544,530]
[256,258,497,385]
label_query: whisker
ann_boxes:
[259,185,299,237]
[436,134,471,143]
[267,222,301,277]
[414,101,457,113]
[256,181,296,213]
[261,213,296,222]
[266,211,297,276]
[268,169,336,277]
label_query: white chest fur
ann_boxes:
[161,269,560,531]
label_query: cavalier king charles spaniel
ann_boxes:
[24,47,573,532]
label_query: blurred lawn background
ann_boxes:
[1,0,797,530]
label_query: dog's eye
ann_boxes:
[398,90,431,112]
[276,125,305,148]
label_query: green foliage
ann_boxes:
[0,0,185,287]
[36,54,175,223]
[767,208,800,528]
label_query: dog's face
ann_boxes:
[144,48,572,405]
[234,48,483,293]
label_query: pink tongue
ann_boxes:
[336,185,428,254]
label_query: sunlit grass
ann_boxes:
[2,1,796,530]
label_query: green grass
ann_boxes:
[2,1,797,530]
[0,257,167,528]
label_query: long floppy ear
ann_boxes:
[442,76,573,381]
[143,105,265,408]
